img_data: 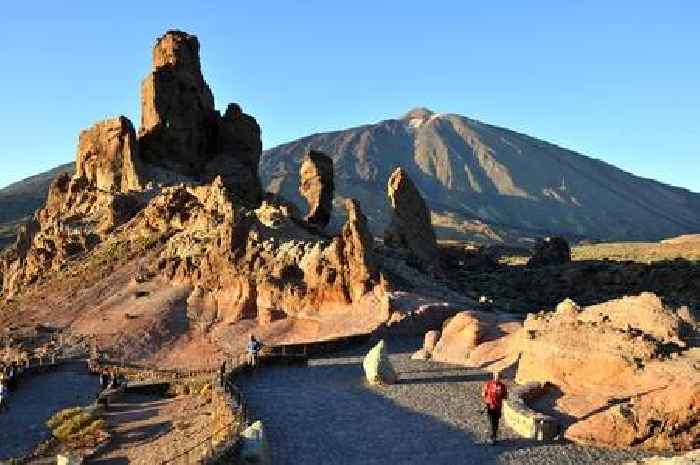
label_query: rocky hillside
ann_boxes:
[262,107,700,241]
[0,163,74,248]
[0,30,437,365]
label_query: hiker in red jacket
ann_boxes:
[482,371,508,445]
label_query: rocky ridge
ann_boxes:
[0,30,407,359]
[0,30,464,366]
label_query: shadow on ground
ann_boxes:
[238,338,650,465]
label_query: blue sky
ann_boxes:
[0,1,698,192]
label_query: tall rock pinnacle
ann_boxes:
[139,30,216,171]
[137,30,262,203]
[299,150,335,229]
[384,167,439,267]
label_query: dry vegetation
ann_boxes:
[46,406,109,448]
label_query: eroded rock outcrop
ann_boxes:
[138,30,262,203]
[580,292,688,344]
[299,150,334,229]
[384,167,438,267]
[514,296,699,451]
[1,30,265,297]
[414,293,699,451]
[139,30,215,169]
[76,116,143,192]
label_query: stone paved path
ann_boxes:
[239,338,652,465]
[0,363,99,460]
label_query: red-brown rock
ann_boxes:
[299,150,334,229]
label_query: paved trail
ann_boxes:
[0,363,99,460]
[239,339,651,465]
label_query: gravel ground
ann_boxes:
[239,338,653,465]
[0,363,99,460]
[88,393,215,465]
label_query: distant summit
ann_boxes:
[402,107,435,120]
[261,108,700,242]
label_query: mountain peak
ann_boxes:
[402,107,435,120]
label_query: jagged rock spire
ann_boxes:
[299,150,334,229]
[384,167,439,266]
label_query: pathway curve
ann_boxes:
[0,363,99,460]
[239,338,652,465]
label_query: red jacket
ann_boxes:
[483,380,508,410]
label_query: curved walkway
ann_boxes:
[239,338,651,465]
[0,363,99,460]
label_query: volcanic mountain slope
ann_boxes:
[262,107,700,241]
[0,163,75,248]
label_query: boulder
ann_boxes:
[363,340,397,385]
[412,330,441,360]
[299,150,334,229]
[516,299,661,395]
[76,116,143,192]
[527,236,571,267]
[239,420,272,465]
[384,167,439,267]
[431,312,481,365]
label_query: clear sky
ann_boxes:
[0,1,698,192]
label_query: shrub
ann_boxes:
[46,407,82,430]
[53,412,95,441]
[47,408,110,445]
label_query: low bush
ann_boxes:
[46,407,83,430]
[47,407,109,447]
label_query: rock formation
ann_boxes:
[340,199,379,302]
[430,312,481,365]
[0,30,268,297]
[138,30,262,203]
[411,329,440,360]
[527,237,571,267]
[0,29,385,331]
[363,339,397,385]
[579,292,688,344]
[414,293,699,451]
[299,150,334,229]
[139,30,215,169]
[76,116,143,192]
[384,167,439,266]
[514,295,699,451]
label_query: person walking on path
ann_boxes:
[482,371,508,445]
[247,335,262,369]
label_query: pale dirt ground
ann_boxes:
[88,393,214,465]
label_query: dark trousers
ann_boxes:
[487,407,502,441]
